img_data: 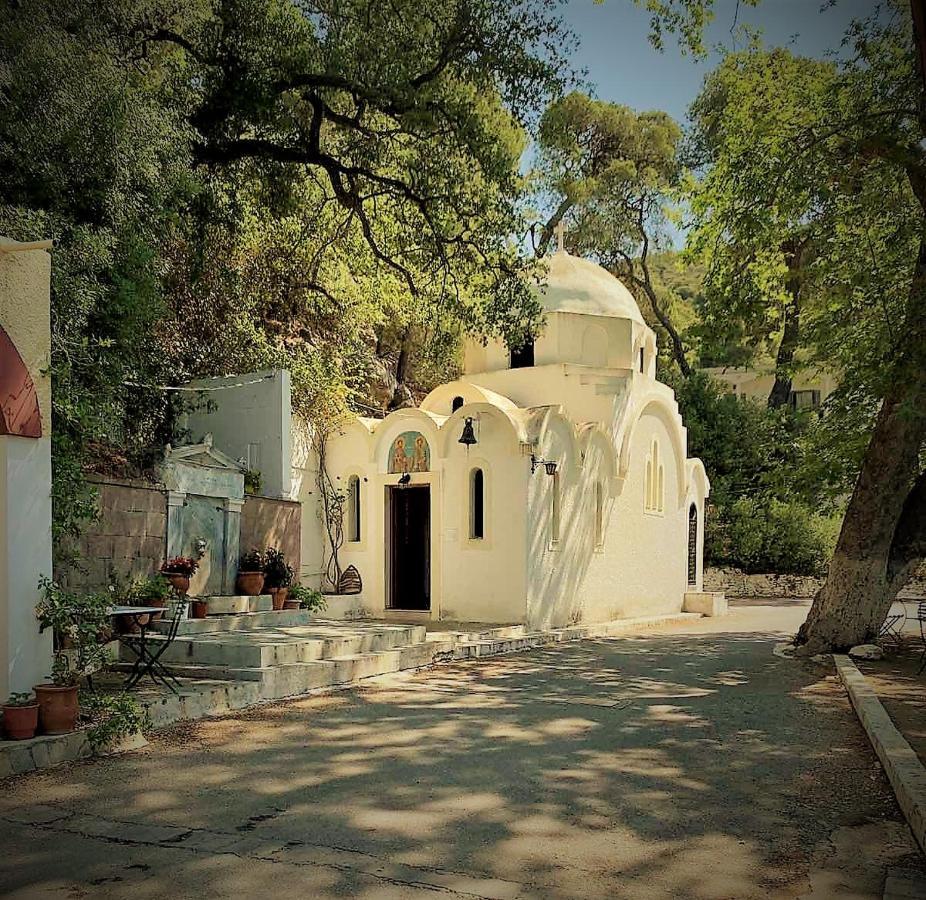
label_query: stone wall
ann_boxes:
[704,566,926,600]
[240,495,301,575]
[703,568,823,599]
[58,478,302,591]
[58,476,168,590]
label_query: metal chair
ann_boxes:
[122,595,188,693]
[880,610,905,646]
[916,601,926,675]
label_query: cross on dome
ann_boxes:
[553,220,567,254]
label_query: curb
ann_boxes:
[834,654,926,855]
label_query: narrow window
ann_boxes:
[347,475,361,542]
[645,439,663,513]
[550,472,561,544]
[639,347,645,373]
[594,482,604,548]
[470,468,484,539]
[452,395,464,412]
[510,338,535,369]
[687,504,698,585]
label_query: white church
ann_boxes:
[178,240,717,627]
[296,243,713,627]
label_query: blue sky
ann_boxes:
[547,0,884,247]
[566,0,882,122]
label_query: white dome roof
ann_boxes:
[536,250,644,325]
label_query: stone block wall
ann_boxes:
[704,564,926,600]
[58,478,302,592]
[58,477,168,590]
[240,495,301,575]
[703,568,823,599]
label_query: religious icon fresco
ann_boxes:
[389,431,430,474]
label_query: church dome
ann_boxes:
[536,250,645,325]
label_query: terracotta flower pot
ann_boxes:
[33,684,79,735]
[164,573,191,595]
[190,599,209,619]
[2,703,39,740]
[115,613,149,635]
[236,571,265,596]
[282,599,300,611]
[269,587,288,611]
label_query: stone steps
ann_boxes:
[124,623,427,668]
[154,609,315,635]
[122,612,702,729]
[196,594,273,615]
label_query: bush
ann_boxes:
[707,496,836,576]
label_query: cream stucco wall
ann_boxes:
[0,240,54,696]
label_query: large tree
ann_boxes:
[686,6,926,652]
[533,91,693,375]
[687,50,837,407]
[0,0,575,540]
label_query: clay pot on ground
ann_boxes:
[269,587,288,611]
[33,684,79,735]
[2,703,39,740]
[114,612,150,635]
[190,599,209,619]
[236,571,265,596]
[282,598,300,611]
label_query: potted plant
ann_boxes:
[2,692,40,740]
[263,548,294,610]
[288,583,327,614]
[160,556,199,596]
[190,597,209,619]
[236,549,266,596]
[34,578,111,734]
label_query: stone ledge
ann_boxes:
[683,591,728,617]
[0,730,92,779]
[834,654,926,855]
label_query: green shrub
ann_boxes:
[707,496,836,576]
[288,583,327,613]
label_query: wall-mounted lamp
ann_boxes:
[530,454,558,476]
[397,472,411,487]
[458,417,478,447]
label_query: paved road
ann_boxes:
[1,600,922,899]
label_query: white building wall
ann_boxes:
[438,412,528,623]
[591,410,689,619]
[0,242,53,696]
[183,369,293,499]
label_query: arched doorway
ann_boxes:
[687,504,698,586]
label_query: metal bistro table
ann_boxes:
[109,603,184,693]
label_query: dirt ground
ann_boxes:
[0,600,923,899]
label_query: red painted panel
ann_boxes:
[0,326,42,438]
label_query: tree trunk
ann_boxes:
[388,326,413,410]
[768,238,806,408]
[639,277,692,378]
[796,238,926,653]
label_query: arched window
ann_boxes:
[687,504,698,585]
[644,438,664,513]
[346,475,361,542]
[550,472,561,544]
[594,481,605,548]
[509,338,535,369]
[469,468,485,539]
[452,395,464,412]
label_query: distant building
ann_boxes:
[701,365,837,410]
